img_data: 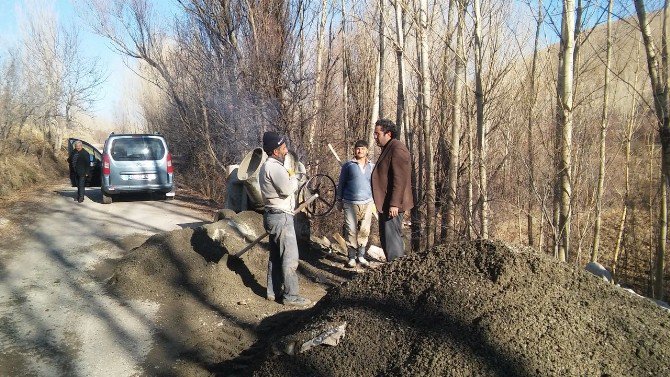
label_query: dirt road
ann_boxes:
[0,183,213,376]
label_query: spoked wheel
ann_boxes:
[298,174,336,217]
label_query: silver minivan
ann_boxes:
[68,133,175,204]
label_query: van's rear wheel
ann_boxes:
[102,193,113,204]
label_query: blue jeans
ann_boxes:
[264,212,300,300]
[379,212,405,261]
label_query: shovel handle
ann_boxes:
[233,194,319,258]
[328,143,343,165]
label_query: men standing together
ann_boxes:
[336,140,374,268]
[257,120,411,304]
[336,118,413,265]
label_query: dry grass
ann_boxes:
[0,137,68,199]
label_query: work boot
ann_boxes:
[346,258,356,268]
[283,296,311,307]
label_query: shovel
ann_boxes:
[233,193,319,258]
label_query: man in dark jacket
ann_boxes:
[371,119,414,262]
[68,140,90,203]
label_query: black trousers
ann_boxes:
[379,212,405,262]
[75,174,86,199]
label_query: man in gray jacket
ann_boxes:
[259,131,310,306]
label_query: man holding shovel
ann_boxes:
[336,140,374,268]
[259,131,310,307]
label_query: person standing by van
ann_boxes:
[336,140,374,268]
[259,131,310,307]
[68,140,90,203]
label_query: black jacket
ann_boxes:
[69,149,91,176]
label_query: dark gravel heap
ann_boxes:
[252,240,670,376]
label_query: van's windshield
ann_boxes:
[111,137,165,161]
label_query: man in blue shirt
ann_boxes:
[336,140,374,268]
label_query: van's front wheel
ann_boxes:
[102,192,113,204]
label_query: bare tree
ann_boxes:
[393,0,408,134]
[526,0,543,247]
[341,0,350,154]
[445,0,466,241]
[555,0,576,262]
[378,0,386,117]
[590,0,613,263]
[473,0,489,239]
[634,0,669,300]
[418,0,436,247]
[19,1,104,150]
[308,0,329,147]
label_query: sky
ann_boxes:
[0,0,180,124]
[0,0,651,126]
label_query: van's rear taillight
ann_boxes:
[167,152,174,174]
[103,153,111,175]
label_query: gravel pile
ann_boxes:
[252,240,670,376]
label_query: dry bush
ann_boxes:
[0,135,68,198]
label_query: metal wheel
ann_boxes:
[298,174,336,217]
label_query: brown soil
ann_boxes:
[103,211,670,376]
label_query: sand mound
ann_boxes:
[108,211,269,303]
[103,213,670,376]
[252,240,670,376]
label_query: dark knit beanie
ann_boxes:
[263,132,285,154]
[354,140,368,148]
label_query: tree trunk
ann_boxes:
[439,0,455,242]
[526,0,543,247]
[634,0,670,300]
[342,0,349,147]
[591,0,613,263]
[298,2,305,141]
[369,54,381,151]
[419,0,435,247]
[465,91,475,239]
[394,0,407,134]
[445,0,465,241]
[556,0,575,262]
[657,175,668,300]
[613,77,638,279]
[473,0,488,239]
[378,0,386,117]
[308,0,329,146]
